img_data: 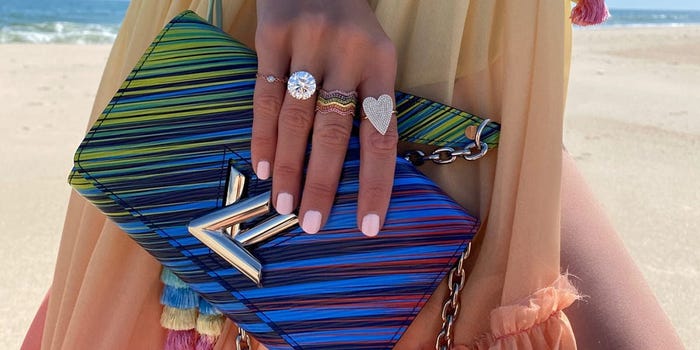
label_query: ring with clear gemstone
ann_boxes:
[287,71,317,100]
[256,73,287,84]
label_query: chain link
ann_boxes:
[403,119,492,167]
[435,242,471,350]
[235,327,251,350]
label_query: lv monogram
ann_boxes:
[188,164,298,286]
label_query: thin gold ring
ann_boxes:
[256,73,287,84]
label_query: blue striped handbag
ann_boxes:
[69,11,500,349]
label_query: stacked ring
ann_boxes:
[315,89,358,117]
[256,73,287,84]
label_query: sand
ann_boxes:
[1,26,697,349]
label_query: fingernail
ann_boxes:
[256,161,270,180]
[361,214,380,237]
[301,210,322,234]
[276,192,294,215]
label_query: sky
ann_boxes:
[605,0,700,10]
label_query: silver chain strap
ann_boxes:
[403,120,489,349]
[435,243,471,350]
[403,119,491,166]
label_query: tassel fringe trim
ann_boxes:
[571,0,610,26]
[198,299,222,316]
[161,306,197,331]
[161,268,189,288]
[196,314,225,337]
[195,334,218,350]
[165,329,197,350]
[159,268,225,349]
[161,284,200,309]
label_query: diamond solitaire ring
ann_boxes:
[287,71,317,100]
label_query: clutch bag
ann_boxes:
[69,11,500,349]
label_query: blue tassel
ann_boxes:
[160,268,188,288]
[161,284,199,309]
[198,298,222,316]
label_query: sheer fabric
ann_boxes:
[24,1,577,348]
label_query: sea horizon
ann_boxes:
[1,2,700,44]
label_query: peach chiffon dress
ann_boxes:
[23,0,581,349]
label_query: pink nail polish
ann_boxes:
[276,192,294,215]
[256,161,270,180]
[301,210,322,234]
[361,214,380,237]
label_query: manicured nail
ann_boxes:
[361,214,380,237]
[256,161,270,180]
[276,192,294,215]
[301,210,322,234]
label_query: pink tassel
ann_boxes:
[571,0,610,26]
[165,329,196,350]
[195,334,218,350]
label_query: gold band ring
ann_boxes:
[315,89,358,117]
[256,73,287,84]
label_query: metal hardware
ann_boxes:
[188,165,298,286]
[435,242,471,350]
[235,214,298,246]
[235,327,251,350]
[225,164,246,236]
[403,119,491,166]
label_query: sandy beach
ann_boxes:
[1,26,698,349]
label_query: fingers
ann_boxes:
[251,34,289,181]
[253,4,398,237]
[357,41,398,237]
[271,63,321,216]
[298,86,357,233]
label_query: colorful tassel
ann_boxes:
[195,334,218,350]
[161,268,189,288]
[165,329,197,350]
[195,300,225,350]
[196,314,225,336]
[159,268,225,350]
[161,284,199,309]
[571,0,610,26]
[161,306,198,331]
[198,299,222,316]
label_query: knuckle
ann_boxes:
[303,181,337,199]
[274,163,300,178]
[251,133,276,152]
[366,130,398,156]
[254,93,283,119]
[372,38,397,65]
[314,122,350,150]
[279,105,314,134]
[296,12,332,34]
[255,22,287,50]
[361,180,392,201]
[337,23,372,45]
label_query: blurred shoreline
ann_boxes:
[1,25,698,349]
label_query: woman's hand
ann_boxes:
[252,0,398,236]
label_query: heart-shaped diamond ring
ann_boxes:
[362,94,395,135]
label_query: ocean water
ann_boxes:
[603,8,700,27]
[0,0,128,44]
[2,2,700,44]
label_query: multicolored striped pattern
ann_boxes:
[69,11,499,349]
